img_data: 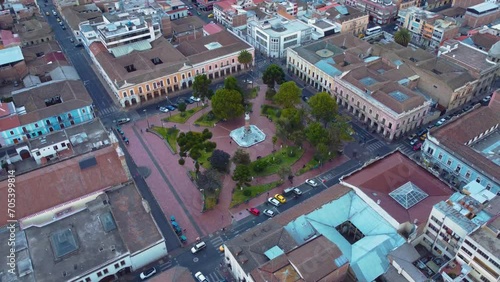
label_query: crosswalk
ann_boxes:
[396,144,416,156]
[364,139,386,153]
[158,260,173,272]
[97,105,119,117]
[208,235,225,257]
[205,270,226,282]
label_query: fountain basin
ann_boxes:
[230,125,266,148]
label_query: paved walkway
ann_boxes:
[121,81,350,244]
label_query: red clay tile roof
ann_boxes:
[0,145,129,226]
[430,101,500,181]
[341,151,453,227]
[214,0,236,11]
[203,23,223,35]
[0,115,21,131]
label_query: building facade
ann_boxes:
[247,16,313,58]
[326,5,369,35]
[464,2,500,29]
[351,0,398,25]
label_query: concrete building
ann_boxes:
[398,6,459,49]
[88,29,254,107]
[0,181,167,282]
[213,0,249,29]
[422,92,500,194]
[451,0,483,9]
[420,187,494,261]
[350,0,398,25]
[454,216,500,282]
[0,80,94,146]
[334,59,432,140]
[224,185,407,281]
[246,15,313,58]
[286,33,371,93]
[438,40,499,97]
[464,2,500,28]
[60,4,103,39]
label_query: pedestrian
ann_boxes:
[140,129,143,133]
[183,228,186,232]
[230,140,232,144]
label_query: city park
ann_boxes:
[150,51,353,211]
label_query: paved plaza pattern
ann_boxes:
[121,81,350,245]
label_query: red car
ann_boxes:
[413,142,422,151]
[248,208,260,216]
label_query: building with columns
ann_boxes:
[87,29,253,107]
[334,59,432,140]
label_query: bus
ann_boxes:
[366,26,382,36]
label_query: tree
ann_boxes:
[262,64,285,89]
[178,102,187,116]
[272,136,278,150]
[211,89,245,120]
[209,149,231,172]
[224,76,242,95]
[308,92,338,127]
[196,168,222,193]
[277,166,292,181]
[305,122,329,147]
[233,165,251,187]
[192,74,212,101]
[394,28,411,47]
[274,81,301,109]
[232,149,251,165]
[177,130,215,165]
[238,50,253,69]
[275,108,305,143]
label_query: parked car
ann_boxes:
[61,25,66,30]
[409,138,419,146]
[407,133,417,142]
[435,118,446,127]
[140,267,157,280]
[159,107,169,113]
[45,11,50,16]
[165,105,176,111]
[74,43,83,47]
[283,187,302,196]
[305,179,318,187]
[248,207,260,216]
[195,271,208,282]
[56,17,61,22]
[116,127,124,135]
[302,95,309,102]
[190,96,201,102]
[185,98,195,104]
[274,194,286,204]
[426,124,434,131]
[191,241,207,254]
[268,197,280,207]
[413,142,422,151]
[208,13,214,18]
[52,10,57,15]
[116,118,130,125]
[420,133,427,141]
[416,129,427,137]
[263,209,275,217]
[481,95,491,104]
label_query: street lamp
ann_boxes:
[144,109,150,129]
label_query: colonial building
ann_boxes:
[213,0,248,28]
[0,80,94,146]
[349,0,398,25]
[326,5,369,35]
[334,59,432,140]
[88,29,254,107]
[422,92,500,194]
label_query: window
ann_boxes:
[460,246,473,256]
[114,263,119,269]
[130,89,134,95]
[431,216,442,225]
[97,272,102,277]
[486,183,492,190]
[447,159,452,166]
[139,87,143,93]
[103,269,109,274]
[438,153,443,160]
[476,177,481,183]
[35,123,39,128]
[167,78,171,85]
[427,223,439,233]
[10,131,14,135]
[36,152,41,156]
[82,109,86,113]
[61,143,66,147]
[480,276,490,282]
[120,260,125,266]
[86,278,91,282]
[124,64,136,73]
[174,77,178,83]
[465,171,471,179]
[54,145,58,150]
[455,165,461,173]
[489,258,500,269]
[477,249,489,260]
[146,85,150,92]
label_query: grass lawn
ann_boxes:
[250,146,304,177]
[295,158,320,176]
[152,126,179,153]
[163,106,204,123]
[194,111,218,127]
[197,150,213,169]
[260,104,281,122]
[230,180,282,207]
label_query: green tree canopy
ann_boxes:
[305,122,329,147]
[394,28,411,47]
[232,149,251,165]
[224,76,242,95]
[274,81,301,109]
[233,165,251,187]
[308,92,338,127]
[211,89,245,120]
[262,64,285,89]
[192,74,212,101]
[237,50,253,69]
[275,108,305,144]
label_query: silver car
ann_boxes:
[305,179,318,187]
[263,209,275,217]
[267,197,280,207]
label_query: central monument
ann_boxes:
[229,112,266,148]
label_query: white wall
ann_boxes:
[32,139,70,165]
[130,241,168,270]
[224,245,254,282]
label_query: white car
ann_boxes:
[115,118,130,125]
[263,209,275,217]
[245,79,253,84]
[435,118,446,126]
[191,241,207,254]
[305,179,318,187]
[195,271,208,282]
[268,197,280,207]
[190,96,201,102]
[140,267,157,280]
[159,107,169,113]
[482,95,491,104]
[410,138,419,146]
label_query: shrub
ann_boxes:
[242,189,252,196]
[178,158,185,165]
[252,159,267,173]
[265,88,276,99]
[275,110,281,118]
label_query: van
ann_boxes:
[283,187,302,196]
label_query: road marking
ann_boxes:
[159,260,172,271]
[207,271,223,282]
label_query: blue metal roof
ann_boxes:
[264,246,284,260]
[314,59,342,77]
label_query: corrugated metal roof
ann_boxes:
[314,59,342,76]
[109,40,152,58]
[0,46,24,65]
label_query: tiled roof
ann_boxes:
[12,80,93,125]
[341,151,453,228]
[430,102,500,181]
[471,33,500,51]
[0,145,129,226]
[203,23,223,35]
[149,266,195,282]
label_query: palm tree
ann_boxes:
[394,28,411,47]
[238,50,253,69]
